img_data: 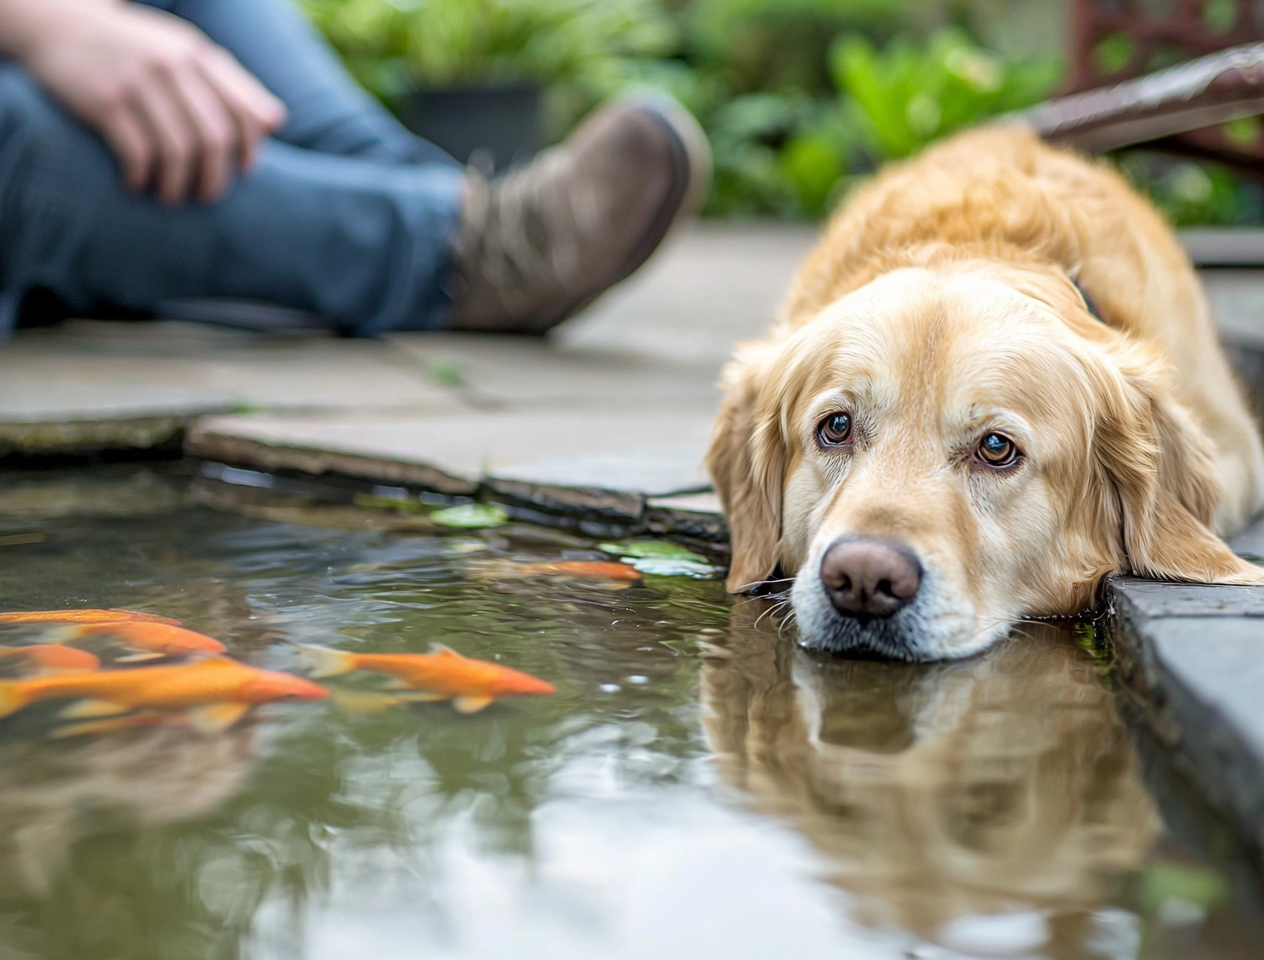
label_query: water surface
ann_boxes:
[0,464,1259,960]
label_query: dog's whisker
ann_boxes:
[752,599,789,631]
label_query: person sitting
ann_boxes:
[0,0,710,337]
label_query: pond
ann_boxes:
[0,463,1260,960]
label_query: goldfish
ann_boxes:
[298,643,555,713]
[0,645,100,675]
[42,621,226,659]
[521,561,642,582]
[0,656,328,732]
[0,608,181,626]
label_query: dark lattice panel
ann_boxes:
[1068,0,1264,165]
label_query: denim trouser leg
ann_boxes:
[0,0,465,338]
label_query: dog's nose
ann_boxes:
[820,537,922,618]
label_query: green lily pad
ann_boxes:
[628,557,717,579]
[598,539,708,564]
[430,504,509,529]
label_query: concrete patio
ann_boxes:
[6,222,1264,868]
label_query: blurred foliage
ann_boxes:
[300,0,677,132]
[834,30,1061,161]
[302,0,1264,225]
[1117,152,1264,227]
[701,27,1061,216]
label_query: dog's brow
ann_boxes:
[808,389,856,415]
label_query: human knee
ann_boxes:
[0,67,62,150]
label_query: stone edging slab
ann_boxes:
[185,423,478,495]
[0,413,209,458]
[1108,577,1264,871]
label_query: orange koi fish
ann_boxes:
[522,561,642,582]
[0,645,100,675]
[43,621,226,659]
[0,657,328,732]
[299,643,555,713]
[0,608,182,626]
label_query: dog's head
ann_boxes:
[707,263,1259,659]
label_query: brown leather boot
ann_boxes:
[448,95,710,334]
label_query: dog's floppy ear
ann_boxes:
[706,345,785,593]
[1093,344,1263,583]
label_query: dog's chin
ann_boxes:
[789,575,1008,662]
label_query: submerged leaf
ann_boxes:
[598,540,708,564]
[430,504,509,529]
[628,558,717,579]
[1140,862,1230,913]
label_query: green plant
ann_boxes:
[301,0,676,102]
[687,0,914,95]
[832,29,1062,162]
[1117,153,1264,227]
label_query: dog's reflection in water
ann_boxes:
[701,604,1159,950]
[0,724,258,898]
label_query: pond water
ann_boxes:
[0,464,1261,960]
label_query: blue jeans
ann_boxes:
[0,0,465,337]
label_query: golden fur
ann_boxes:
[707,125,1264,659]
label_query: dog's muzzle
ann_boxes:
[820,536,922,620]
[794,536,931,660]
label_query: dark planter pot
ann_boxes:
[398,83,545,171]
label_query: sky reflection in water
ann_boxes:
[0,466,1258,960]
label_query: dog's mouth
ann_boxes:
[794,600,930,661]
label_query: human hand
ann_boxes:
[12,0,286,205]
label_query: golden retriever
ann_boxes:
[706,125,1264,660]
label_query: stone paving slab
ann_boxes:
[556,223,818,364]
[388,333,722,409]
[0,320,461,455]
[188,407,716,504]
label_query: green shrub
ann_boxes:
[686,0,912,95]
[301,0,676,131]
[1117,153,1264,227]
[833,29,1062,162]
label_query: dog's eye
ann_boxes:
[976,432,1020,468]
[816,412,853,448]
